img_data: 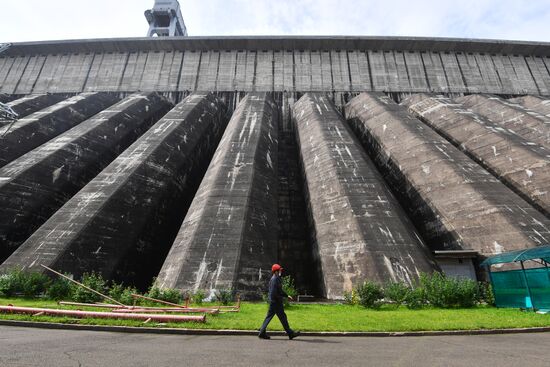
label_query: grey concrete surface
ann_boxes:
[156,93,279,299]
[510,95,550,116]
[293,93,437,299]
[0,93,120,168]
[402,94,550,218]
[0,92,172,264]
[0,326,549,367]
[1,37,549,94]
[3,93,228,288]
[455,94,550,150]
[345,93,550,255]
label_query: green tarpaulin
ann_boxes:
[482,245,550,310]
[481,246,550,266]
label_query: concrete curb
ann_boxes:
[0,319,549,337]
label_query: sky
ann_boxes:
[1,0,550,43]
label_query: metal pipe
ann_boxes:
[0,305,206,323]
[111,308,219,314]
[58,302,222,313]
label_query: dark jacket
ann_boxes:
[268,274,287,304]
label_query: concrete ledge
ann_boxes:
[0,319,549,337]
[4,36,550,56]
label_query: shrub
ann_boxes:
[343,289,359,305]
[107,282,138,305]
[21,272,50,298]
[479,282,495,306]
[119,286,139,305]
[108,282,125,302]
[384,281,410,308]
[356,281,384,309]
[214,289,234,305]
[73,272,107,303]
[146,285,183,305]
[0,269,50,298]
[46,277,75,301]
[160,288,183,304]
[191,290,206,305]
[282,275,298,306]
[405,287,426,309]
[419,272,479,308]
[0,269,25,297]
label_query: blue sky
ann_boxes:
[1,0,550,42]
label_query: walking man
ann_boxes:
[258,264,300,340]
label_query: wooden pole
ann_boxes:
[40,264,125,307]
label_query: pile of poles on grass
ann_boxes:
[0,265,240,324]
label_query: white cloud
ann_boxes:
[1,0,549,42]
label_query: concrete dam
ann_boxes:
[0,36,549,299]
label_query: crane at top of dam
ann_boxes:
[145,0,188,37]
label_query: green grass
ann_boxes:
[0,298,549,332]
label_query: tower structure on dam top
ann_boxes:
[0,4,549,299]
[145,0,188,37]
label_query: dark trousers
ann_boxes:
[259,301,292,335]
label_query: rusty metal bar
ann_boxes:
[111,308,219,315]
[0,305,206,323]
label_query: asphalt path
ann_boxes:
[0,326,549,366]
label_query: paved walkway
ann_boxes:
[1,326,549,366]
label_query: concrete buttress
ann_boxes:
[0,93,228,288]
[455,94,550,150]
[402,94,550,218]
[345,93,550,258]
[0,92,173,263]
[0,92,121,168]
[156,93,279,299]
[293,93,437,299]
[0,94,67,127]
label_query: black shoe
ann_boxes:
[288,331,301,340]
[258,333,271,340]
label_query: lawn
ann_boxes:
[1,298,549,332]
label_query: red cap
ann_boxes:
[272,264,283,272]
